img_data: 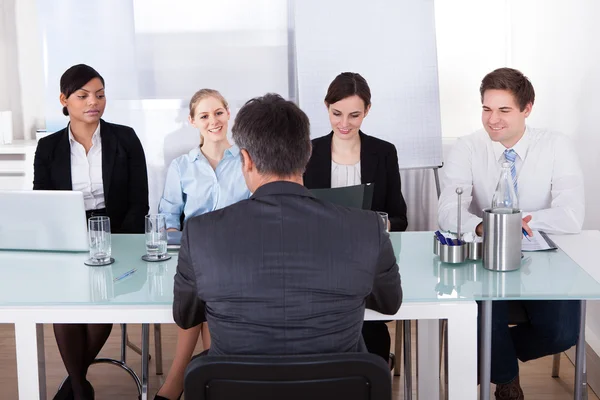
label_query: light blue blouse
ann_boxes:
[159,145,251,229]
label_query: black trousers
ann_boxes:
[362,321,391,362]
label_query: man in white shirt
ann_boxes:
[438,68,584,400]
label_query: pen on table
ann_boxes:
[435,230,447,245]
[522,228,531,242]
[114,268,137,282]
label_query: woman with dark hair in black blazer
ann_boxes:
[303,72,408,367]
[34,64,149,400]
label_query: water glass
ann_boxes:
[145,214,168,260]
[377,211,389,232]
[88,216,112,263]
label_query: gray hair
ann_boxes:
[232,93,312,176]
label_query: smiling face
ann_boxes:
[60,77,106,124]
[189,96,231,144]
[327,95,370,141]
[481,89,532,148]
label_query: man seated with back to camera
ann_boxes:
[172,93,402,357]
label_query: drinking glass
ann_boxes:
[377,211,389,232]
[145,214,168,260]
[87,216,112,265]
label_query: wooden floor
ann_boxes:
[0,322,596,399]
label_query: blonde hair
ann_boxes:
[189,89,229,147]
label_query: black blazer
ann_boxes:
[173,181,401,355]
[304,131,408,232]
[33,119,149,234]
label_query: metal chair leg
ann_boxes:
[404,320,412,400]
[127,334,143,356]
[154,324,163,375]
[394,320,403,376]
[551,353,561,378]
[123,324,151,360]
[120,324,127,363]
[141,324,150,400]
[92,358,142,396]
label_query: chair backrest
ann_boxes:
[184,352,391,400]
[310,183,374,210]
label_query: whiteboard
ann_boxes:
[294,0,443,169]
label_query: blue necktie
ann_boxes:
[504,149,518,194]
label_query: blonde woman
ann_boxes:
[156,89,250,400]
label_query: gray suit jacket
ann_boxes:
[173,181,402,355]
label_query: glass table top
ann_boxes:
[1,232,600,307]
[391,231,600,301]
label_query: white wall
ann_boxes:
[14,0,44,139]
[0,0,44,140]
[0,0,24,139]
[435,0,510,138]
[435,0,600,230]
[509,0,600,232]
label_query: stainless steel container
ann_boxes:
[467,241,483,260]
[434,236,467,263]
[482,208,522,271]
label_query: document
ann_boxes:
[522,230,558,252]
[167,231,182,251]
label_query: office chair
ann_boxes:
[183,352,392,400]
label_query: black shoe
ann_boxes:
[389,352,396,371]
[83,380,95,400]
[153,381,184,400]
[53,376,74,400]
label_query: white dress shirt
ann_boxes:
[331,161,361,188]
[69,124,105,211]
[438,126,584,235]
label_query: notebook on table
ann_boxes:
[167,230,182,251]
[522,230,558,252]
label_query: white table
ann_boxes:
[0,233,482,399]
[397,231,600,400]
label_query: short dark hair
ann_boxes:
[60,64,105,116]
[232,93,311,177]
[480,68,535,111]
[324,72,371,109]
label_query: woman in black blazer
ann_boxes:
[303,72,407,366]
[33,64,149,400]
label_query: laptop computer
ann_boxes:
[0,190,89,252]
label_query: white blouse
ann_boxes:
[69,124,105,211]
[331,160,361,188]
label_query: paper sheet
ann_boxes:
[522,230,558,252]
